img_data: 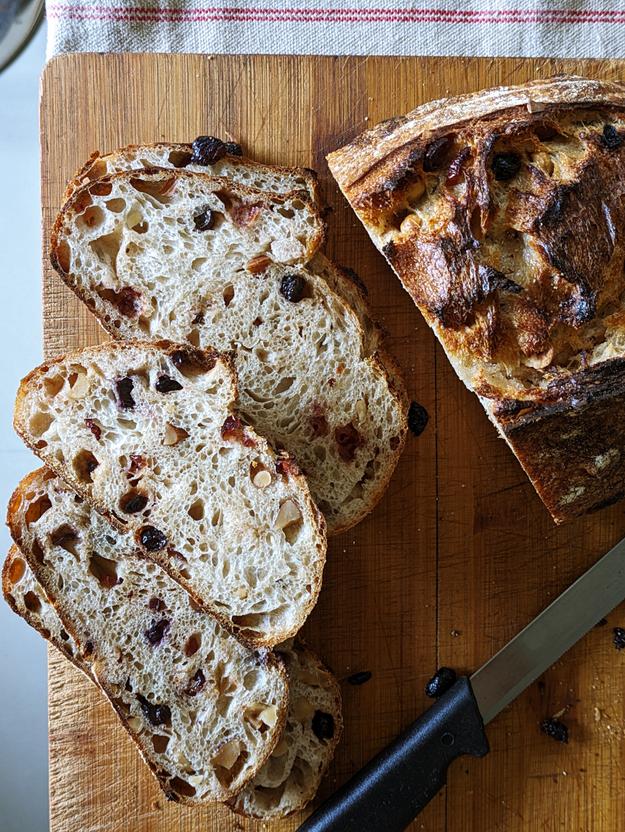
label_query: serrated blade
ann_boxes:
[471,535,625,724]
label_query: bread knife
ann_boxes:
[298,534,625,831]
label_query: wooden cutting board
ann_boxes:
[41,54,625,832]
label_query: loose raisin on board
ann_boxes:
[145,619,171,646]
[613,627,625,650]
[492,152,521,181]
[155,374,183,393]
[347,671,372,686]
[139,526,168,552]
[280,273,308,303]
[540,718,568,744]
[408,401,429,437]
[312,710,335,741]
[116,377,135,409]
[425,667,457,698]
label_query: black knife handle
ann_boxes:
[297,677,489,832]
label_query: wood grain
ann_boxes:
[41,54,625,832]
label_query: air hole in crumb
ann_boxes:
[43,375,65,397]
[50,524,80,556]
[152,734,170,753]
[80,205,105,229]
[132,220,149,234]
[7,557,26,584]
[55,240,71,273]
[105,198,126,213]
[88,553,119,589]
[184,633,201,656]
[29,411,53,438]
[32,539,44,563]
[73,449,99,483]
[23,591,41,613]
[169,777,196,797]
[223,285,235,307]
[187,499,205,521]
[25,495,52,525]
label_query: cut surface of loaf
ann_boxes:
[329,76,625,522]
[231,639,342,819]
[4,551,342,820]
[67,139,319,202]
[13,342,326,645]
[51,170,407,533]
[4,472,290,803]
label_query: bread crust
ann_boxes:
[3,542,289,804]
[329,76,625,522]
[12,342,327,646]
[65,142,320,205]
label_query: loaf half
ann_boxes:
[50,168,407,533]
[13,342,326,645]
[231,639,342,819]
[329,76,625,522]
[4,471,289,803]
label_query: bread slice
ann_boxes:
[50,171,407,533]
[3,472,290,803]
[328,76,625,522]
[67,139,319,203]
[4,543,341,819]
[231,639,342,819]
[3,544,80,667]
[13,342,326,646]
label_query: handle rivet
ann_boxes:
[441,732,455,747]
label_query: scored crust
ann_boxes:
[329,75,625,522]
[2,537,288,804]
[12,341,327,646]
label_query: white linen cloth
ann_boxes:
[46,0,625,59]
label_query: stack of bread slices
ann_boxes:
[4,137,408,819]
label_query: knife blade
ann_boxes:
[298,534,625,832]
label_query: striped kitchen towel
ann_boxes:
[47,0,625,59]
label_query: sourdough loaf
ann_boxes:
[13,342,326,646]
[50,168,407,533]
[4,471,289,803]
[329,76,625,522]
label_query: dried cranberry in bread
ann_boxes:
[13,342,326,646]
[3,474,289,803]
[230,639,342,819]
[329,76,625,522]
[50,168,407,533]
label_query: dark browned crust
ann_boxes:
[493,358,625,522]
[328,76,625,523]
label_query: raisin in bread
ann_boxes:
[4,472,290,803]
[67,138,319,203]
[329,76,625,522]
[4,546,341,819]
[50,172,407,533]
[13,342,326,646]
[231,639,342,819]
